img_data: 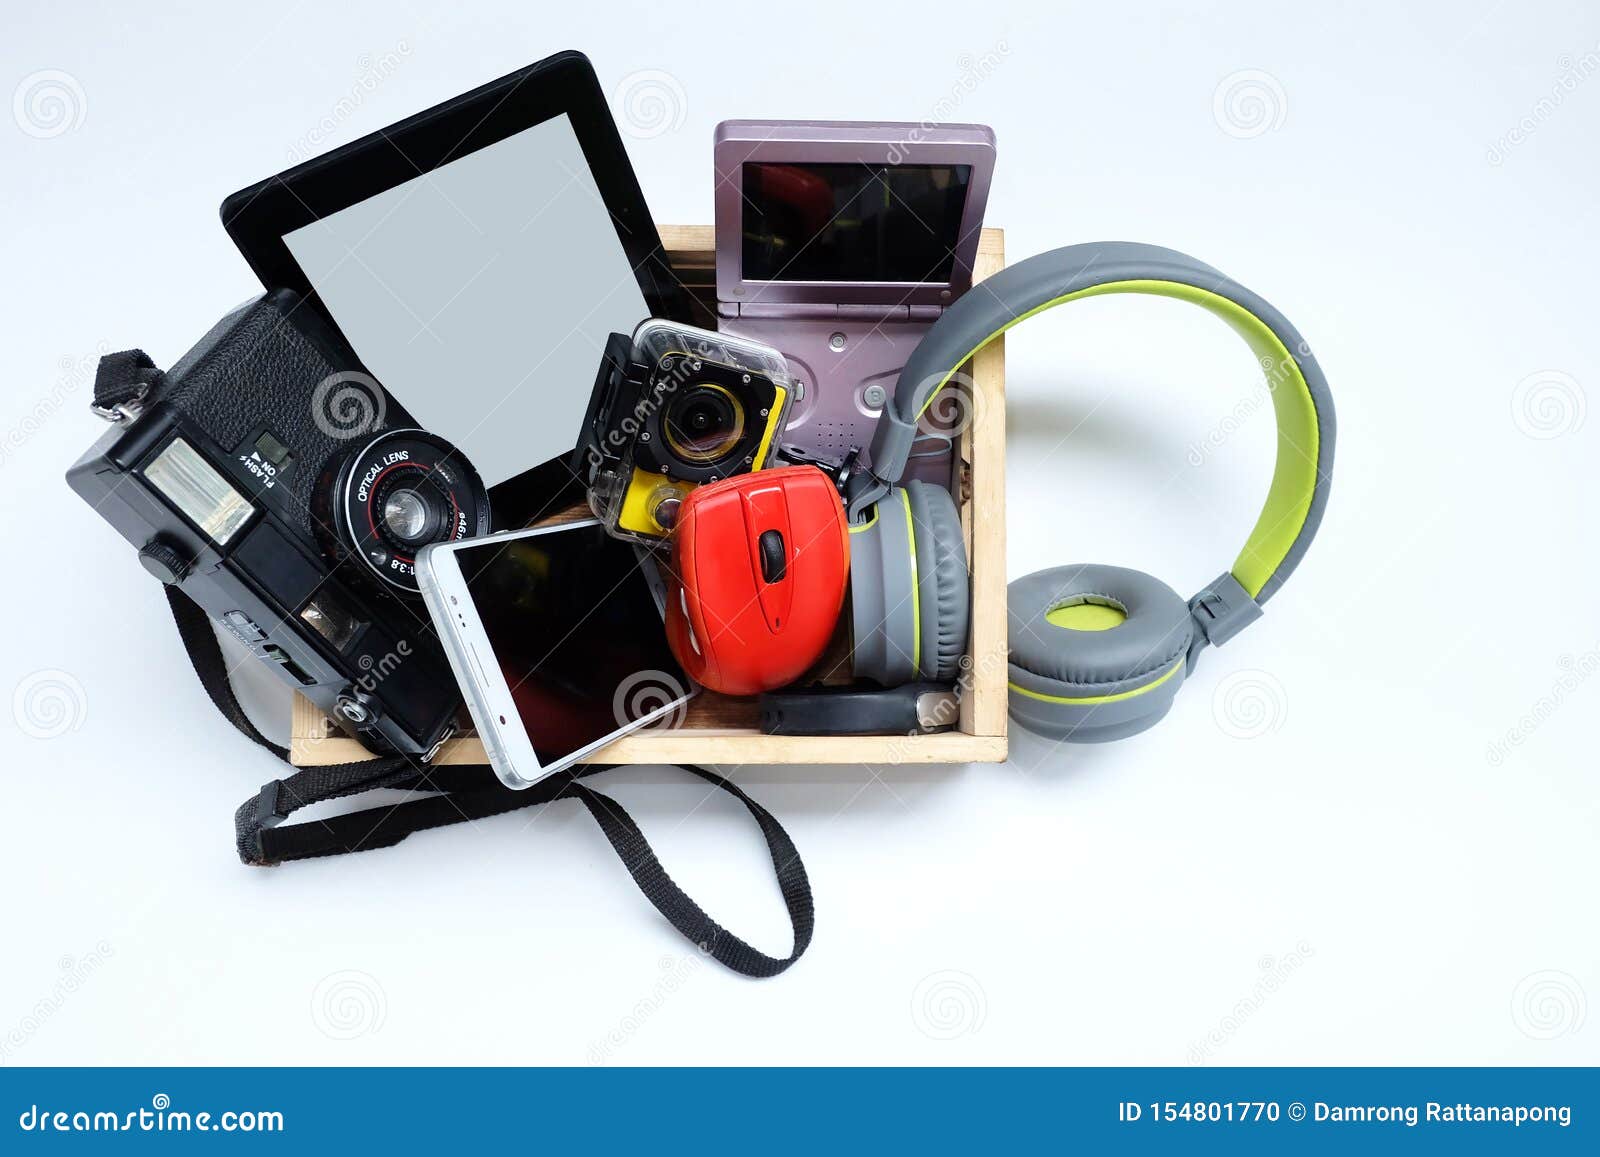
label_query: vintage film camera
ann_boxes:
[67,290,491,758]
[576,320,794,544]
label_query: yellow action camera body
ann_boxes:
[580,319,794,546]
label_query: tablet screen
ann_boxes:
[283,114,648,488]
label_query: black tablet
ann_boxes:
[220,51,684,516]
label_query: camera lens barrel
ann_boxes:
[663,383,746,464]
[633,354,780,484]
[332,429,490,592]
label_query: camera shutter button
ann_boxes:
[138,538,191,584]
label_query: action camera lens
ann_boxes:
[331,429,491,593]
[664,384,745,464]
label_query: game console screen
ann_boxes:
[741,162,972,284]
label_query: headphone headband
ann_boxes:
[856,241,1335,621]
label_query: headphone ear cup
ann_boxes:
[1007,564,1193,742]
[904,480,969,681]
[848,491,917,687]
[848,482,971,686]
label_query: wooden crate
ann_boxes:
[290,226,1007,767]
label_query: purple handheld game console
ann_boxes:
[713,121,995,486]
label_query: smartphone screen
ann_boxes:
[449,522,690,769]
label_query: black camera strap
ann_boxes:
[162,585,814,979]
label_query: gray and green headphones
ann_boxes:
[844,241,1335,741]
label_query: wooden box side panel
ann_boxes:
[960,232,1008,739]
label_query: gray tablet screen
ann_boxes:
[284,114,648,487]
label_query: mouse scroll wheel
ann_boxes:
[758,529,787,583]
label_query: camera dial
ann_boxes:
[331,429,490,592]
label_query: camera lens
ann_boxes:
[379,486,441,546]
[331,429,490,592]
[663,384,745,464]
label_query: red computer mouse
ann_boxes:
[664,466,850,696]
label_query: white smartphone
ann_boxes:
[415,518,696,788]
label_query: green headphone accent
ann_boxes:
[845,241,1335,741]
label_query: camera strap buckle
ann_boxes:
[90,349,163,424]
[421,725,456,764]
[90,392,148,424]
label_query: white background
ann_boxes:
[2,0,1596,1066]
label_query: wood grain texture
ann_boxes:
[290,226,1009,768]
[659,224,715,275]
